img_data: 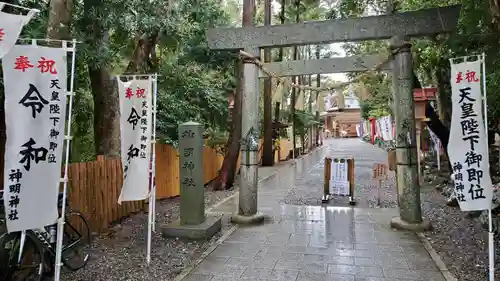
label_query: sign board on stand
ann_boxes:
[322,157,356,205]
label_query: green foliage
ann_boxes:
[5,0,237,161]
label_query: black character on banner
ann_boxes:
[50,117,60,126]
[19,84,49,118]
[19,138,48,171]
[458,87,475,103]
[463,135,480,151]
[9,195,19,208]
[127,108,141,130]
[50,79,61,89]
[49,142,57,151]
[49,129,59,139]
[51,91,60,101]
[452,162,463,181]
[468,184,486,200]
[48,154,56,163]
[8,209,19,221]
[9,183,21,193]
[466,168,483,184]
[465,151,482,168]
[8,169,22,183]
[460,119,479,136]
[50,104,60,115]
[127,144,139,160]
[457,193,466,202]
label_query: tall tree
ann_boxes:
[262,0,273,166]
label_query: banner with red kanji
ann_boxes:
[117,78,153,204]
[448,56,492,211]
[2,45,67,232]
[0,7,35,59]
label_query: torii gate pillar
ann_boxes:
[231,47,265,224]
[389,35,431,231]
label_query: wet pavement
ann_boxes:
[285,138,397,208]
[182,139,444,281]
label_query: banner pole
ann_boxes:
[152,74,157,231]
[481,53,495,281]
[54,39,78,281]
[146,74,157,264]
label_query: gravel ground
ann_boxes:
[60,188,236,281]
[421,170,499,281]
[284,138,398,208]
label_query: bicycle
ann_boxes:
[0,190,91,281]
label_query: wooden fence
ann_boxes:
[2,139,292,234]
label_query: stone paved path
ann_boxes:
[285,138,397,208]
[181,139,444,281]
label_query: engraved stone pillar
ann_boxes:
[389,35,431,231]
[179,121,205,225]
[232,48,265,225]
[162,121,222,239]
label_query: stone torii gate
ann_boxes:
[206,5,461,230]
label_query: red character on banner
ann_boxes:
[37,57,57,74]
[136,87,146,98]
[0,28,5,42]
[125,88,134,99]
[14,56,34,72]
[465,70,480,83]
[456,71,463,83]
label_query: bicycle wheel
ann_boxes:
[0,232,44,281]
[61,211,91,271]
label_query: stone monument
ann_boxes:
[162,121,221,239]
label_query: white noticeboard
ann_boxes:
[117,78,153,203]
[448,57,492,211]
[330,158,349,196]
[2,45,67,232]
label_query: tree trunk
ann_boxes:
[208,59,243,190]
[262,0,273,166]
[208,0,253,190]
[84,0,158,157]
[46,0,72,40]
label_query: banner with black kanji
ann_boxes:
[117,78,153,204]
[2,45,67,232]
[448,56,493,211]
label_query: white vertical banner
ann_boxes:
[384,116,393,141]
[2,44,67,232]
[117,77,153,203]
[0,3,38,58]
[448,56,492,211]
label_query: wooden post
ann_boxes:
[372,163,388,207]
[348,158,356,205]
[322,157,331,203]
